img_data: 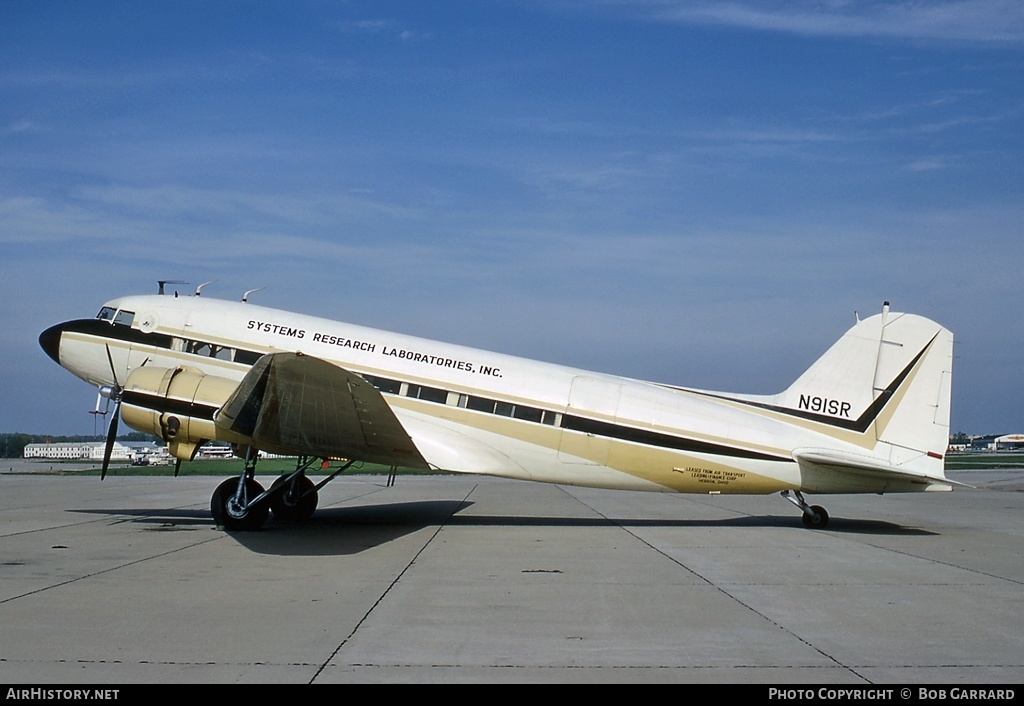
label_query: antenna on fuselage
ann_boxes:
[242,287,264,302]
[158,280,188,295]
[195,280,217,296]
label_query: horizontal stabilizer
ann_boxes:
[793,447,969,490]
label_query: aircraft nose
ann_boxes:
[39,323,64,364]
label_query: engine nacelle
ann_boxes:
[120,366,246,461]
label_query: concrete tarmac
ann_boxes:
[0,469,1021,684]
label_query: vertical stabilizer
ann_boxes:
[773,304,953,476]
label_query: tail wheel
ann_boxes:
[269,474,318,522]
[801,505,830,529]
[211,477,269,531]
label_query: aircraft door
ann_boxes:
[557,376,623,466]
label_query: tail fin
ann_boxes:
[773,303,954,477]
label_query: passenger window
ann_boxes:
[234,349,262,365]
[407,384,448,404]
[466,396,496,414]
[513,406,544,423]
[364,375,401,395]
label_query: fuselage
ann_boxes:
[39,293,950,496]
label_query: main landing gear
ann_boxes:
[210,448,355,531]
[781,489,830,529]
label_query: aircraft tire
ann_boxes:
[269,475,318,522]
[801,505,830,529]
[211,477,269,531]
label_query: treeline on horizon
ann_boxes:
[0,432,159,458]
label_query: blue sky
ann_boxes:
[2,1,1022,436]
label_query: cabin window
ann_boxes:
[513,406,544,423]
[234,349,262,365]
[466,396,496,414]
[406,384,448,404]
[363,375,401,395]
[188,340,214,357]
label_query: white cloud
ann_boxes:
[905,159,946,171]
[653,0,1024,43]
[4,120,40,134]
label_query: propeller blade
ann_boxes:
[100,344,126,481]
[173,458,182,477]
[104,345,121,389]
[101,398,121,481]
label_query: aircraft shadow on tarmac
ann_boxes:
[71,501,937,557]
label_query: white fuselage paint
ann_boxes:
[48,294,953,497]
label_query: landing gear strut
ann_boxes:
[269,472,318,522]
[211,476,268,531]
[781,490,830,529]
[210,446,268,531]
[210,450,355,531]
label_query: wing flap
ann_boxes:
[215,352,428,468]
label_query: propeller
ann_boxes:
[100,345,123,480]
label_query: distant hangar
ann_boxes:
[993,434,1024,450]
[955,434,1024,451]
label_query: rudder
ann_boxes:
[772,303,953,476]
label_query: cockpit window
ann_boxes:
[96,307,135,326]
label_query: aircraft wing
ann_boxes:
[792,448,971,490]
[215,352,429,469]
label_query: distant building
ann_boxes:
[967,435,1000,451]
[994,434,1024,450]
[956,434,1024,451]
[23,441,131,461]
[199,443,233,458]
[123,442,171,462]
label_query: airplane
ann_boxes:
[38,284,957,531]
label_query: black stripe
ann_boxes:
[561,414,788,461]
[122,390,219,421]
[59,319,175,350]
[68,315,890,460]
[682,334,937,432]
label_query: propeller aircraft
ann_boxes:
[39,285,958,531]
